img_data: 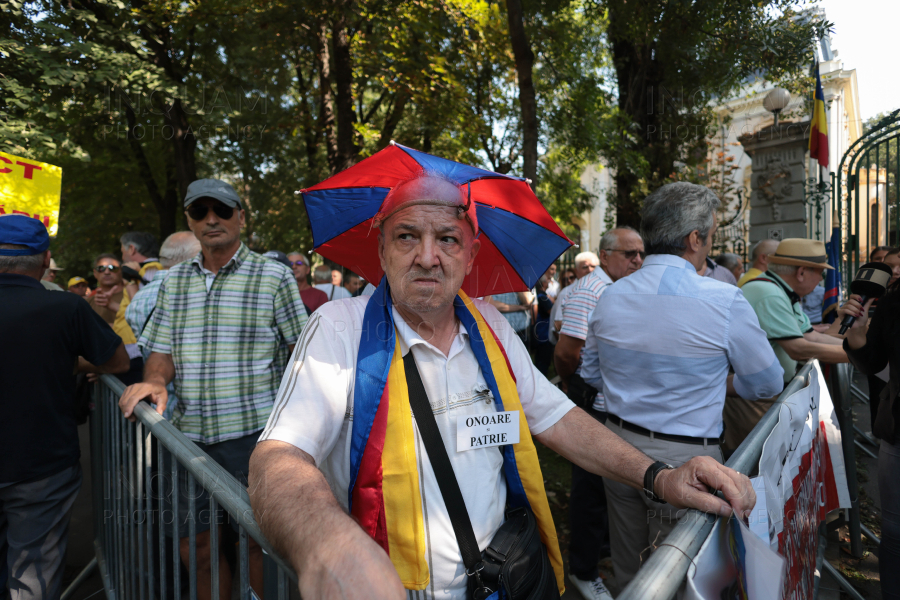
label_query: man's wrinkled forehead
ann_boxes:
[381,204,467,238]
[375,174,478,234]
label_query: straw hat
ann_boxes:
[768,238,834,270]
[48,258,63,270]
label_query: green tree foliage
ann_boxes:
[2,0,828,283]
[583,0,830,227]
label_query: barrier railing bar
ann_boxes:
[136,422,146,600]
[833,363,864,558]
[143,428,154,600]
[172,448,181,600]
[617,361,816,600]
[157,441,167,600]
[850,383,868,404]
[211,496,220,600]
[98,374,299,581]
[855,439,878,460]
[188,475,198,600]
[861,523,881,546]
[822,562,867,600]
[127,418,135,600]
[239,528,251,600]
[853,425,878,447]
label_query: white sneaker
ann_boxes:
[569,574,614,600]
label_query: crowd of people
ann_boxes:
[2,169,898,600]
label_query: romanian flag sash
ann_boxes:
[348,280,564,593]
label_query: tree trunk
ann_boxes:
[295,60,320,179]
[377,91,410,150]
[608,3,663,229]
[315,21,339,174]
[332,10,358,171]
[505,0,538,189]
[124,102,178,238]
[161,98,197,205]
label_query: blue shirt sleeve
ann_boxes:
[727,292,785,400]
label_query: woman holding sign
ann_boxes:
[843,272,900,600]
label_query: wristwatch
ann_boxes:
[643,461,674,503]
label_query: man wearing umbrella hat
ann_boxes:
[248,159,757,600]
[723,238,850,452]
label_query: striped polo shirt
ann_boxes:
[140,243,307,444]
[559,266,613,411]
[580,254,783,438]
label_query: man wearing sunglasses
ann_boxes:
[117,178,307,600]
[88,254,125,324]
[286,252,328,315]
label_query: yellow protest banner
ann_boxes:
[0,151,63,236]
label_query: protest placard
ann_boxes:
[0,151,63,236]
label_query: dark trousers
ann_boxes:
[880,439,900,600]
[0,465,82,600]
[567,407,610,580]
[870,375,887,432]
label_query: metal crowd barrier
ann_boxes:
[617,360,817,600]
[86,374,298,600]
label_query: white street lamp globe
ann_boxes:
[763,88,792,114]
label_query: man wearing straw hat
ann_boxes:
[723,238,850,452]
[248,172,757,600]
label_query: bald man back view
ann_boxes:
[738,239,779,287]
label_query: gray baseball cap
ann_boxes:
[184,179,243,208]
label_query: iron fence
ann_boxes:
[618,360,866,600]
[88,374,297,600]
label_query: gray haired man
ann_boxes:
[580,182,783,587]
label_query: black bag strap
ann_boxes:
[402,352,485,579]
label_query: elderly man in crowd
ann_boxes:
[580,182,783,588]
[314,263,352,300]
[120,231,162,291]
[41,258,64,290]
[124,231,201,419]
[714,252,744,282]
[550,251,599,339]
[724,238,850,452]
[737,239,779,287]
[554,227,643,599]
[118,179,307,600]
[286,252,327,315]
[1,215,129,600]
[248,173,756,600]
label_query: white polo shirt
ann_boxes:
[260,296,574,600]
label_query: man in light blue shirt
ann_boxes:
[125,231,200,419]
[580,182,783,587]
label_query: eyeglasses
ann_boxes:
[609,249,646,260]
[94,264,120,273]
[291,260,307,267]
[186,203,235,221]
[565,275,576,282]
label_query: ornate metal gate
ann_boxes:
[834,109,900,282]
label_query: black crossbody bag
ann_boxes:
[403,353,560,600]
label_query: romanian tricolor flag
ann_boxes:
[810,64,829,167]
[822,226,842,323]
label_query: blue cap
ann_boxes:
[0,215,50,256]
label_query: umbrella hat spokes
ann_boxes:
[302,143,574,297]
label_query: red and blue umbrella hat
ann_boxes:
[301,143,574,297]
